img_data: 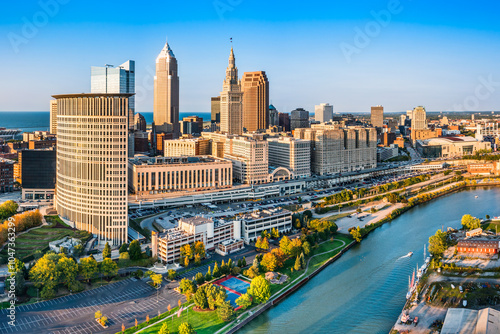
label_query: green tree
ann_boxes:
[302,241,311,256]
[217,301,235,322]
[100,258,118,279]
[158,322,170,334]
[7,271,25,295]
[73,244,84,257]
[258,237,270,251]
[194,253,201,266]
[102,242,112,259]
[299,252,306,269]
[429,229,447,257]
[179,279,196,300]
[180,244,193,260]
[0,200,18,220]
[151,273,163,288]
[79,256,98,283]
[8,258,26,277]
[193,286,208,309]
[128,240,142,260]
[461,214,481,230]
[30,254,59,291]
[119,251,130,260]
[294,255,301,271]
[119,243,129,254]
[279,235,291,256]
[178,322,195,334]
[235,293,252,310]
[248,276,271,303]
[57,255,78,289]
[271,227,280,239]
[349,226,362,242]
[213,261,220,278]
[195,272,205,285]
[194,241,205,258]
[167,269,177,280]
[205,266,212,281]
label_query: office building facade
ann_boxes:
[211,96,221,123]
[290,108,309,130]
[0,158,14,193]
[163,138,211,157]
[50,99,58,134]
[220,47,243,135]
[269,104,279,127]
[241,71,269,132]
[315,103,333,123]
[371,105,384,127]
[267,137,311,178]
[19,149,56,200]
[225,135,269,184]
[278,112,291,132]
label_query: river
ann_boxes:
[239,187,500,334]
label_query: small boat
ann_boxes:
[475,195,478,199]
[407,252,413,257]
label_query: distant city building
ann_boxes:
[269,104,279,127]
[134,113,147,132]
[180,116,204,136]
[163,137,211,157]
[379,132,396,146]
[267,137,311,178]
[211,96,221,123]
[129,156,232,196]
[290,108,309,130]
[440,116,449,125]
[371,106,384,127]
[394,136,405,149]
[315,103,333,123]
[224,135,269,184]
[399,114,407,126]
[416,136,491,158]
[411,106,427,131]
[156,132,173,155]
[294,124,377,175]
[412,128,442,142]
[154,42,180,137]
[241,71,269,132]
[377,145,399,162]
[134,131,149,154]
[0,158,14,193]
[278,112,290,132]
[53,93,129,245]
[220,47,243,135]
[50,99,58,134]
[19,149,56,200]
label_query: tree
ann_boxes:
[100,258,118,279]
[248,276,271,303]
[429,229,447,257]
[194,254,201,266]
[119,243,129,254]
[178,322,195,334]
[271,227,280,239]
[158,322,170,334]
[461,214,481,231]
[205,266,212,282]
[8,258,26,277]
[57,255,78,289]
[193,286,208,309]
[0,200,18,220]
[244,266,260,278]
[102,242,111,259]
[167,269,177,280]
[128,240,142,260]
[79,256,98,283]
[261,252,278,272]
[30,254,59,291]
[194,241,205,258]
[294,255,301,271]
[252,257,259,269]
[180,244,193,260]
[259,237,270,251]
[73,244,84,257]
[241,257,247,267]
[179,279,196,300]
[279,236,291,256]
[261,230,271,239]
[7,271,25,295]
[183,257,190,267]
[195,272,205,285]
[486,215,491,220]
[217,301,235,322]
[119,251,130,260]
[95,310,102,319]
[299,252,306,269]
[235,293,252,310]
[349,226,362,242]
[302,241,311,256]
[151,273,163,288]
[213,261,221,278]
[289,238,303,257]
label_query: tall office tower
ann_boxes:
[50,99,58,134]
[269,105,279,126]
[267,137,311,178]
[211,96,221,123]
[278,112,290,132]
[154,41,180,137]
[406,109,413,119]
[241,71,269,132]
[180,116,204,136]
[315,103,333,123]
[290,108,310,130]
[53,93,129,245]
[220,47,243,135]
[134,113,147,132]
[399,114,407,126]
[91,60,135,130]
[411,106,427,130]
[371,105,384,127]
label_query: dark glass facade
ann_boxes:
[20,149,56,189]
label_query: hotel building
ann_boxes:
[53,93,129,245]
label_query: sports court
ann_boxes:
[214,276,251,309]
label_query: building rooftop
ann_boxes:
[239,207,290,220]
[52,93,134,99]
[129,156,230,166]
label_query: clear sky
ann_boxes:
[1,0,500,114]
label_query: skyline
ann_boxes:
[2,1,500,114]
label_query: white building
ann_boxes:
[225,135,269,184]
[315,103,333,123]
[238,208,292,243]
[267,137,311,178]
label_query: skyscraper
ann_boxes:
[49,99,57,134]
[290,108,310,130]
[269,105,279,126]
[220,47,243,135]
[241,71,269,132]
[134,113,147,132]
[211,96,221,123]
[315,103,333,123]
[54,93,129,245]
[154,41,180,137]
[371,105,384,127]
[411,106,427,130]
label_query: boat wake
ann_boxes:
[398,252,413,259]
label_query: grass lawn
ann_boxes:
[319,212,352,222]
[482,221,500,233]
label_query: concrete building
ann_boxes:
[377,145,399,162]
[0,158,14,193]
[241,71,269,132]
[315,103,333,123]
[294,125,377,175]
[180,116,204,136]
[239,208,292,242]
[412,128,442,143]
[134,131,149,154]
[371,105,384,127]
[220,47,243,135]
[467,162,500,176]
[267,137,311,178]
[211,96,221,123]
[128,156,232,196]
[154,42,180,136]
[163,138,211,157]
[290,108,309,130]
[134,113,147,132]
[441,308,500,334]
[411,106,427,131]
[50,99,58,135]
[416,137,491,158]
[224,135,269,184]
[53,93,129,245]
[152,216,242,263]
[278,112,291,132]
[19,149,56,200]
[399,114,407,126]
[457,239,500,254]
[269,104,279,127]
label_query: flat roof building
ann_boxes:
[267,137,311,178]
[416,136,491,158]
[238,208,292,243]
[163,137,211,157]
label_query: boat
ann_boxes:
[475,195,479,199]
[407,252,413,257]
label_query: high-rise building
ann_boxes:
[134,113,147,132]
[180,116,204,136]
[154,42,180,137]
[278,112,290,132]
[53,93,129,245]
[91,60,135,130]
[399,114,407,126]
[269,105,279,127]
[267,137,311,178]
[0,158,14,193]
[223,134,269,184]
[220,47,243,135]
[290,108,310,130]
[371,105,384,127]
[211,96,221,123]
[241,71,269,132]
[19,149,56,200]
[411,106,427,130]
[315,103,333,123]
[50,99,58,134]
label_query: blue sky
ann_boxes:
[1,0,500,114]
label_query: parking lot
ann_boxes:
[0,277,185,334]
